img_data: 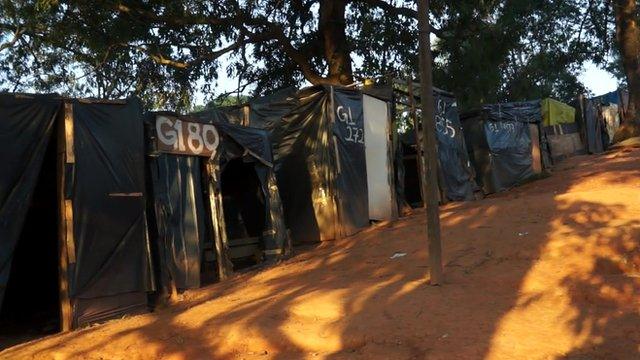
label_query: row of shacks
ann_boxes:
[0,84,625,338]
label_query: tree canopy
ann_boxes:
[0,0,621,110]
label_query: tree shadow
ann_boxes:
[1,150,639,359]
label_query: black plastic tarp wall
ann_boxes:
[212,87,299,134]
[400,90,477,202]
[217,106,247,126]
[332,88,369,236]
[147,154,208,290]
[0,94,153,328]
[579,99,606,154]
[462,101,548,194]
[577,91,628,154]
[69,98,153,327]
[434,91,478,201]
[248,87,298,131]
[146,110,287,292]
[0,94,60,310]
[272,86,369,244]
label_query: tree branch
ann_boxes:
[349,0,444,37]
[115,2,326,82]
[115,3,242,27]
[127,29,275,70]
[239,19,327,84]
[0,25,24,52]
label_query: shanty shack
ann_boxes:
[144,110,287,297]
[397,87,478,204]
[221,85,401,244]
[461,100,551,194]
[541,98,584,162]
[576,89,628,153]
[269,86,370,244]
[0,94,153,342]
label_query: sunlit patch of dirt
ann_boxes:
[2,149,640,360]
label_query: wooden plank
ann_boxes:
[56,106,73,331]
[577,95,589,147]
[77,98,127,105]
[205,162,232,280]
[64,200,76,264]
[214,179,233,271]
[529,124,543,174]
[228,236,260,247]
[64,103,75,164]
[243,105,251,127]
[617,88,627,122]
[229,244,260,260]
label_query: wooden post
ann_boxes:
[418,0,443,285]
[328,86,341,239]
[243,105,251,127]
[57,102,74,331]
[205,161,232,280]
[617,88,626,123]
[435,161,448,204]
[577,94,588,148]
[407,77,426,208]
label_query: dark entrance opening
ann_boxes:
[402,142,423,207]
[220,158,266,269]
[0,134,60,350]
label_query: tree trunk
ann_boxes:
[613,0,640,142]
[319,0,354,85]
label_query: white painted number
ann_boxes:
[336,105,364,144]
[173,119,186,151]
[157,116,177,148]
[187,122,203,153]
[487,121,516,134]
[156,116,219,157]
[435,99,456,138]
[202,124,220,152]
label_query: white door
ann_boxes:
[363,95,397,221]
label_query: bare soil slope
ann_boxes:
[3,149,639,360]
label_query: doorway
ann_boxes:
[0,134,60,349]
[220,158,266,269]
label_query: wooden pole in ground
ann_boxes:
[417,0,443,285]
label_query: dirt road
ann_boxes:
[2,149,639,360]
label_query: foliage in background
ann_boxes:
[431,0,617,109]
[0,0,624,110]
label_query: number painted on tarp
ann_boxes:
[156,115,219,157]
[337,105,364,144]
[487,121,516,134]
[435,98,456,138]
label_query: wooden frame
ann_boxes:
[529,123,543,174]
[57,101,74,331]
[204,161,232,280]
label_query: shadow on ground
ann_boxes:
[1,149,639,359]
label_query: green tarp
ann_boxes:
[542,98,575,126]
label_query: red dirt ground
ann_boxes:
[2,149,639,360]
